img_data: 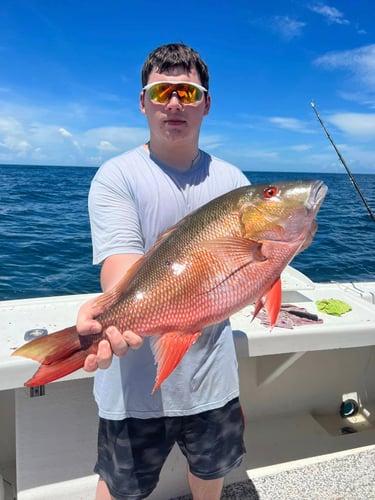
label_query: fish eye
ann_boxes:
[263,186,278,199]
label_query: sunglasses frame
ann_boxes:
[142,81,208,104]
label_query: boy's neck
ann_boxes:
[145,142,200,172]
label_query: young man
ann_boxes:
[77,43,249,500]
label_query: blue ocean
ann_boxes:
[1,165,374,302]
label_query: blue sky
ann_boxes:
[1,1,375,173]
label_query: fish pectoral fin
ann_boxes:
[200,237,267,269]
[252,277,282,328]
[150,331,202,392]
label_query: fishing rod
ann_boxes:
[310,101,375,222]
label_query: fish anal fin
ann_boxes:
[200,237,266,269]
[151,331,202,392]
[252,277,282,328]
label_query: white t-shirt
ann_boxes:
[89,146,250,419]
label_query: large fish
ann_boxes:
[13,180,327,390]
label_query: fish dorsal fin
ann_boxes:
[152,224,178,249]
[150,331,202,392]
[93,256,147,312]
[150,210,198,251]
[200,237,267,270]
[252,277,282,328]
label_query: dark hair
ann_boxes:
[141,43,209,90]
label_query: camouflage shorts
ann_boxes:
[94,398,245,500]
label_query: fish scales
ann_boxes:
[96,202,245,334]
[13,180,328,389]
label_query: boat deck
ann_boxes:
[173,445,375,499]
[248,445,375,500]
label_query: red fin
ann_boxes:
[12,327,80,363]
[252,277,282,328]
[264,277,282,327]
[252,298,264,322]
[24,349,88,387]
[13,326,98,387]
[151,331,202,392]
[200,237,266,269]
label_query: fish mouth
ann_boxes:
[283,180,327,244]
[307,180,328,215]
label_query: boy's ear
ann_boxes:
[140,91,146,115]
[203,93,211,116]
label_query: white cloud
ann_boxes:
[337,90,375,109]
[0,117,24,134]
[83,126,147,153]
[58,127,72,138]
[290,144,313,152]
[0,97,148,165]
[328,113,375,138]
[97,140,118,152]
[269,117,313,133]
[199,133,224,151]
[272,16,306,40]
[314,44,375,106]
[309,4,350,25]
[0,117,32,154]
[314,44,375,87]
[243,148,279,160]
[0,136,31,152]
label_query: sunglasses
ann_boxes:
[143,81,207,104]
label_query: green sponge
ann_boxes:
[315,299,352,316]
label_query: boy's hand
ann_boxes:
[76,297,143,372]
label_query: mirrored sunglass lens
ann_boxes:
[147,84,165,102]
[177,85,201,103]
[148,84,202,103]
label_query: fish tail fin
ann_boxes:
[12,326,91,387]
[24,349,89,387]
[13,326,81,364]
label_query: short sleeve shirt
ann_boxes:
[89,146,250,419]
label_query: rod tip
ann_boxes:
[310,100,315,107]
